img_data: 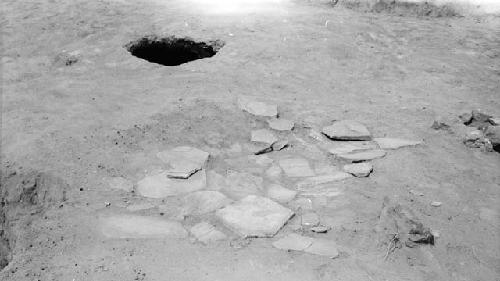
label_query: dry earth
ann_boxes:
[1,0,500,280]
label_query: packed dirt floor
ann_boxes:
[1,0,500,280]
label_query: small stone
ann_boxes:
[322,120,371,141]
[459,112,473,124]
[430,201,442,207]
[279,158,315,177]
[485,126,500,152]
[216,195,294,237]
[137,170,206,198]
[272,140,289,151]
[251,129,278,145]
[464,130,484,141]
[310,226,329,233]
[268,118,294,131]
[190,222,227,244]
[489,117,500,126]
[409,189,424,196]
[304,238,340,258]
[431,118,450,130]
[301,212,320,227]
[267,184,297,203]
[238,96,278,117]
[181,191,232,215]
[266,164,282,179]
[296,172,352,190]
[373,138,422,150]
[272,233,314,251]
[471,109,492,124]
[157,147,209,179]
[337,149,386,162]
[99,215,187,239]
[343,162,373,177]
[106,177,134,192]
[222,171,264,200]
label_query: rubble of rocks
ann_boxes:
[459,110,499,152]
[98,96,426,258]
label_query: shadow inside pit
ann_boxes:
[126,36,224,66]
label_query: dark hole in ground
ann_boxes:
[126,36,224,66]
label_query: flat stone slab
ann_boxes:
[272,140,289,151]
[268,118,294,131]
[304,238,340,258]
[297,172,352,190]
[267,184,297,203]
[238,96,278,117]
[327,141,378,155]
[322,120,371,141]
[182,191,232,215]
[279,158,315,177]
[106,176,134,192]
[222,171,264,200]
[190,222,227,244]
[272,233,314,251]
[373,138,422,150]
[343,162,373,177]
[99,215,187,239]
[137,170,206,198]
[216,195,294,237]
[337,149,386,162]
[272,234,339,258]
[251,129,278,145]
[157,146,209,179]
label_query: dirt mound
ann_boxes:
[0,167,68,271]
[338,0,461,17]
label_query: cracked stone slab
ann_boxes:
[322,120,371,141]
[222,171,264,200]
[272,233,314,251]
[190,222,227,244]
[238,96,278,117]
[327,141,378,155]
[99,215,187,239]
[337,149,386,162]
[279,158,315,177]
[268,118,295,131]
[216,195,294,237]
[373,138,422,150]
[343,162,373,177]
[296,172,352,190]
[157,146,209,179]
[251,129,278,145]
[181,191,232,215]
[267,184,297,203]
[137,170,206,198]
[304,238,340,258]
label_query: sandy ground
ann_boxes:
[1,0,500,280]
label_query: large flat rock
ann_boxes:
[296,172,352,190]
[267,118,294,131]
[272,233,314,251]
[190,222,227,244]
[157,146,209,179]
[267,184,297,203]
[137,170,206,198]
[222,171,264,200]
[238,96,278,117]
[216,195,294,237]
[322,120,371,141]
[337,149,386,162]
[373,138,422,150]
[182,190,232,215]
[327,141,378,155]
[99,215,187,239]
[279,158,315,178]
[251,129,278,145]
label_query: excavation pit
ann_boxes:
[126,37,224,66]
